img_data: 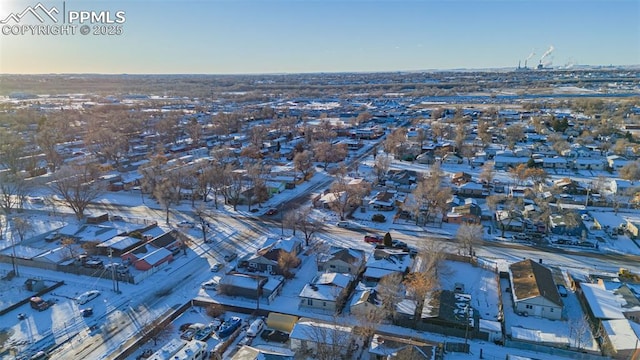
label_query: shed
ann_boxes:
[266,312,299,333]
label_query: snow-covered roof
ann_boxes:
[510,326,570,345]
[97,236,143,250]
[601,319,640,351]
[580,283,625,320]
[138,247,172,266]
[314,272,352,288]
[289,319,352,344]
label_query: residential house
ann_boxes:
[121,244,173,271]
[578,282,640,359]
[607,155,630,171]
[509,259,563,320]
[574,158,606,171]
[231,346,294,360]
[442,153,463,165]
[289,319,354,357]
[219,273,269,299]
[349,288,382,319]
[451,172,472,186]
[456,182,486,198]
[362,249,412,284]
[317,247,366,276]
[443,199,482,224]
[238,236,302,276]
[541,157,568,170]
[368,190,397,211]
[549,213,587,237]
[299,272,353,312]
[368,334,435,360]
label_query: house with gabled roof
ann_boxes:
[317,247,365,276]
[238,235,302,275]
[299,272,353,312]
[509,259,563,320]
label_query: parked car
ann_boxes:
[557,284,568,297]
[391,240,408,249]
[217,317,242,338]
[364,234,383,244]
[265,208,278,216]
[201,279,219,291]
[223,253,237,262]
[76,290,100,305]
[44,232,61,242]
[336,221,357,229]
[260,329,289,343]
[512,233,529,241]
[211,263,223,272]
[177,221,195,228]
[80,307,94,317]
[30,297,51,311]
[246,318,265,337]
[83,259,104,268]
[581,214,592,221]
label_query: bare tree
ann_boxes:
[376,273,405,321]
[298,318,355,360]
[294,150,314,180]
[410,163,451,226]
[185,118,203,146]
[568,314,594,350]
[154,173,181,225]
[283,206,321,246]
[404,270,437,325]
[504,123,524,149]
[314,141,348,169]
[456,223,483,256]
[277,249,300,278]
[373,155,391,184]
[329,171,371,220]
[0,129,25,173]
[619,161,640,182]
[479,162,495,185]
[12,217,33,243]
[49,163,103,220]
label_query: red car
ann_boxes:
[364,234,383,244]
[265,208,278,216]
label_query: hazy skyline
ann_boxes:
[1,0,638,74]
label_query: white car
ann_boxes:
[336,221,357,229]
[177,221,195,228]
[76,290,100,305]
[202,279,219,291]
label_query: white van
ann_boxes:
[246,318,265,337]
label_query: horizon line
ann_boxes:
[2,64,639,77]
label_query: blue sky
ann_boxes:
[1,0,638,74]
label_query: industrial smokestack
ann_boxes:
[540,45,554,62]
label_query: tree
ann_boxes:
[36,115,65,172]
[456,223,483,256]
[329,172,371,220]
[293,150,314,179]
[12,217,32,243]
[283,207,321,246]
[223,166,245,211]
[0,129,25,173]
[298,319,355,360]
[61,237,80,260]
[373,155,391,184]
[376,273,405,321]
[49,163,103,220]
[479,162,495,185]
[477,120,492,147]
[154,173,181,225]
[193,205,213,244]
[619,161,640,182]
[504,123,524,149]
[404,270,436,325]
[314,141,348,169]
[185,118,203,146]
[383,232,392,247]
[410,163,452,226]
[509,163,529,186]
[277,250,300,278]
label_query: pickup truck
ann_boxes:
[30,297,51,311]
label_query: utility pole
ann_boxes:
[109,248,119,293]
[464,305,470,348]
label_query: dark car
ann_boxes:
[392,240,408,249]
[261,329,289,343]
[83,259,104,268]
[80,308,93,317]
[265,208,278,216]
[217,317,242,338]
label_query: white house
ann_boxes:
[509,259,563,320]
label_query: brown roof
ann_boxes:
[510,259,562,306]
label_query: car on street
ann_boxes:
[177,221,195,228]
[76,290,100,305]
[512,233,529,241]
[265,208,278,216]
[210,263,223,272]
[223,253,238,262]
[392,240,408,249]
[336,221,358,229]
[80,308,94,317]
[364,234,383,244]
[83,259,104,269]
[201,279,219,291]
